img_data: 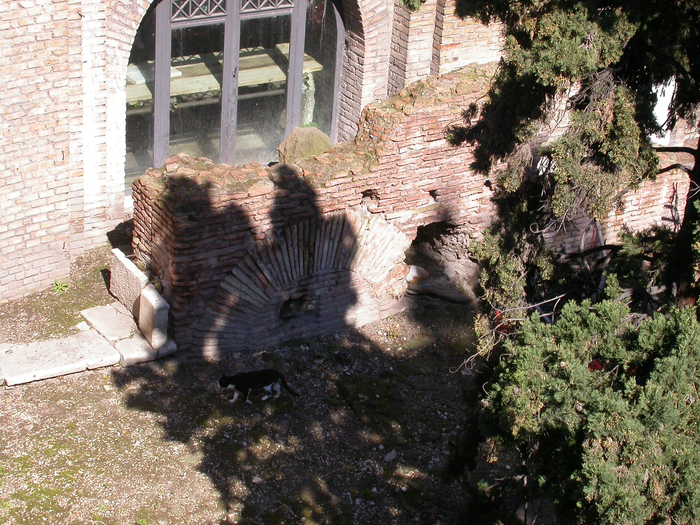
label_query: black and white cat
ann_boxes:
[218,369,300,404]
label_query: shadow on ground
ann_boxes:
[108,285,501,524]
[109,164,514,524]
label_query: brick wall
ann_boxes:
[0,0,144,302]
[132,64,690,356]
[544,167,690,256]
[335,0,365,142]
[1,0,82,299]
[388,0,410,97]
[0,0,505,302]
[129,66,497,354]
[433,0,503,74]
[337,0,503,140]
[389,0,439,95]
[386,0,504,99]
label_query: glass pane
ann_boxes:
[169,23,225,161]
[125,5,156,187]
[236,14,292,165]
[303,0,337,136]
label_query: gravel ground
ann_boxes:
[0,246,115,345]
[1,297,486,525]
[0,227,502,525]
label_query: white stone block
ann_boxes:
[139,284,170,350]
[0,332,120,385]
[115,333,159,367]
[81,303,136,342]
[158,339,178,358]
[109,248,148,316]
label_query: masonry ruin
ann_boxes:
[130,65,691,358]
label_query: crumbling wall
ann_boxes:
[131,64,690,357]
[132,65,497,355]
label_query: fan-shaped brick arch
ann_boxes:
[192,210,410,356]
[131,65,498,353]
[131,63,691,357]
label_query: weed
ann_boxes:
[52,280,69,295]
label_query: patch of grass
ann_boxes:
[10,484,67,523]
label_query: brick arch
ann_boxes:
[192,210,412,357]
[114,0,364,166]
[104,0,154,198]
[335,0,394,142]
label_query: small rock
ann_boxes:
[252,476,263,484]
[406,265,429,283]
[384,449,397,463]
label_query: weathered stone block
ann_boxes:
[81,303,136,342]
[277,127,333,165]
[115,333,159,367]
[109,248,148,316]
[0,331,120,386]
[139,284,170,350]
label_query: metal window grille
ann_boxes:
[171,0,227,21]
[240,0,294,14]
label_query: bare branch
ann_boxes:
[657,163,693,176]
[562,244,623,259]
[495,294,567,315]
[655,146,698,157]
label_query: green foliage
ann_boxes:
[401,0,424,12]
[452,1,700,520]
[607,226,676,295]
[693,201,700,279]
[544,85,658,222]
[52,280,69,295]
[484,301,700,523]
[468,180,563,352]
[453,0,699,300]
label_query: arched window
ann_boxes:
[125,0,344,185]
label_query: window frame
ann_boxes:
[148,0,342,168]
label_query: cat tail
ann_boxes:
[281,378,300,397]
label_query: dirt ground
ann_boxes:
[0,225,516,525]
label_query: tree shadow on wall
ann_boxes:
[110,166,483,524]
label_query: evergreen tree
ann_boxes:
[453,0,700,304]
[443,4,700,521]
[483,299,700,523]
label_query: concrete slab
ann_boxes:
[115,332,159,367]
[81,303,136,342]
[0,343,9,385]
[0,331,121,386]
